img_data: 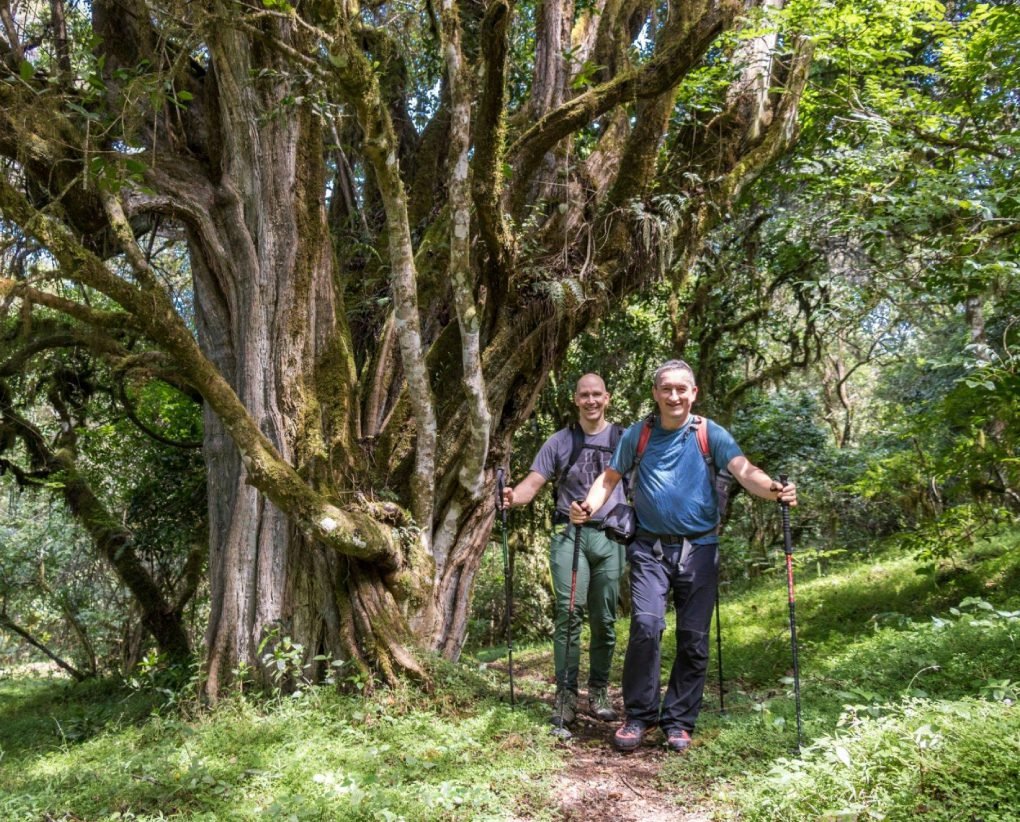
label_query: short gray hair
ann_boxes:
[653,359,696,387]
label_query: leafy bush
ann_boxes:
[735,698,1020,821]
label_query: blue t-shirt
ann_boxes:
[609,416,742,541]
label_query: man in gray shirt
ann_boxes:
[501,373,627,728]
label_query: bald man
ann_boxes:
[502,374,627,728]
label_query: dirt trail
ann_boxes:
[538,694,715,822]
[501,657,718,821]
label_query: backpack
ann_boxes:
[691,415,735,532]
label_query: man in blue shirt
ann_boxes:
[571,360,798,752]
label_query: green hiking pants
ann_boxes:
[549,524,624,693]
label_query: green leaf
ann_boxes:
[19,60,34,82]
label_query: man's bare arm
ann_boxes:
[727,455,798,505]
[570,468,624,523]
[502,471,547,508]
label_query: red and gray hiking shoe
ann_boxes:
[665,728,692,752]
[613,719,653,751]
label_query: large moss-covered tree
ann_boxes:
[0,0,812,695]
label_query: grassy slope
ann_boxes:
[664,528,1020,820]
[1,528,1018,820]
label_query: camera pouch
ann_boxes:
[599,501,637,545]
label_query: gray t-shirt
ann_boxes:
[530,425,627,520]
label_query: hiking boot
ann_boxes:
[613,719,653,751]
[549,689,578,728]
[588,686,618,722]
[665,728,692,752]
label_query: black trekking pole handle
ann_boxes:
[779,474,803,751]
[495,468,515,709]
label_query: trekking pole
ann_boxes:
[715,585,725,713]
[552,513,584,738]
[779,474,803,752]
[495,468,515,709]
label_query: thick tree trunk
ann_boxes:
[193,25,354,693]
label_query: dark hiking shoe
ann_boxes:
[550,689,578,727]
[613,719,653,751]
[588,686,618,722]
[665,728,692,752]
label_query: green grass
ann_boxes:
[0,665,562,821]
[2,527,1018,820]
[732,697,1020,821]
[665,527,1020,820]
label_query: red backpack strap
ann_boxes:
[694,415,737,530]
[635,415,654,458]
[624,415,655,503]
[693,415,710,458]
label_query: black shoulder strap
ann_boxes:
[561,422,622,482]
[566,423,585,473]
[553,424,585,499]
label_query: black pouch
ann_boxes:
[596,415,653,547]
[599,502,637,545]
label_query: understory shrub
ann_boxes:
[734,697,1020,821]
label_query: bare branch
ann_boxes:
[0,613,88,680]
[1,278,139,331]
[508,4,731,209]
[99,189,164,292]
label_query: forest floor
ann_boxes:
[491,654,719,821]
[5,533,1018,820]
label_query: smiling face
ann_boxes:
[574,374,610,427]
[652,367,698,430]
